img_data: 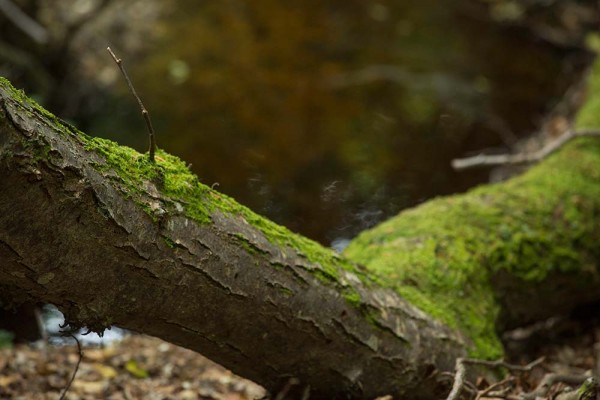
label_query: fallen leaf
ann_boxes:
[72,379,108,394]
[0,374,17,387]
[93,362,118,379]
[125,360,149,379]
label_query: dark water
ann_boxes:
[124,0,594,246]
[3,0,596,246]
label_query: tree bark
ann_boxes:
[0,78,465,399]
[1,75,600,399]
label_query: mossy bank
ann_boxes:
[345,57,600,358]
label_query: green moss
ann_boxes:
[344,138,600,358]
[163,236,176,249]
[344,57,600,357]
[85,144,351,280]
[341,287,362,308]
[80,132,365,288]
[312,268,339,285]
[0,76,369,310]
[0,77,82,140]
[6,62,600,358]
[232,233,268,256]
[575,59,600,129]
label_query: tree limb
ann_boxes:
[2,77,600,399]
[0,77,464,399]
[451,129,600,170]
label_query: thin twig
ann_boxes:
[519,373,588,400]
[476,376,514,400]
[451,129,600,170]
[107,46,156,162]
[462,356,545,372]
[59,334,83,400]
[439,371,479,395]
[446,357,544,400]
[446,357,468,400]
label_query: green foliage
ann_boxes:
[125,360,149,379]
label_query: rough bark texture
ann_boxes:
[0,79,465,399]
[1,68,600,399]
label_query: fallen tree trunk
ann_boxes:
[0,72,600,399]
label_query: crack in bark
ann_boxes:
[0,82,482,398]
[126,264,160,280]
[179,261,248,300]
[1,97,25,135]
[113,243,151,261]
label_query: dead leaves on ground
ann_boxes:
[1,319,599,399]
[0,335,265,400]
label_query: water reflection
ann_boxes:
[117,0,595,244]
[1,0,594,245]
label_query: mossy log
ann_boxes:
[1,74,600,399]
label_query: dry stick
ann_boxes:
[461,356,545,372]
[107,47,156,162]
[439,371,479,395]
[59,334,83,400]
[445,357,545,400]
[451,129,600,171]
[519,373,588,400]
[446,357,468,400]
[476,376,514,400]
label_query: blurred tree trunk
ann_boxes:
[1,76,600,400]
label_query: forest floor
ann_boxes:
[0,315,598,400]
[0,335,264,400]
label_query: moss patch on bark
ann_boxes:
[344,57,600,358]
[0,76,370,300]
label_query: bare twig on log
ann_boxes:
[58,334,83,400]
[446,357,544,400]
[107,46,156,162]
[451,129,600,171]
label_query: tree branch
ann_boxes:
[451,129,600,170]
[2,77,600,399]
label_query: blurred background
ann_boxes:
[1,0,599,248]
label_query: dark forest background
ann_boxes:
[1,0,598,246]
